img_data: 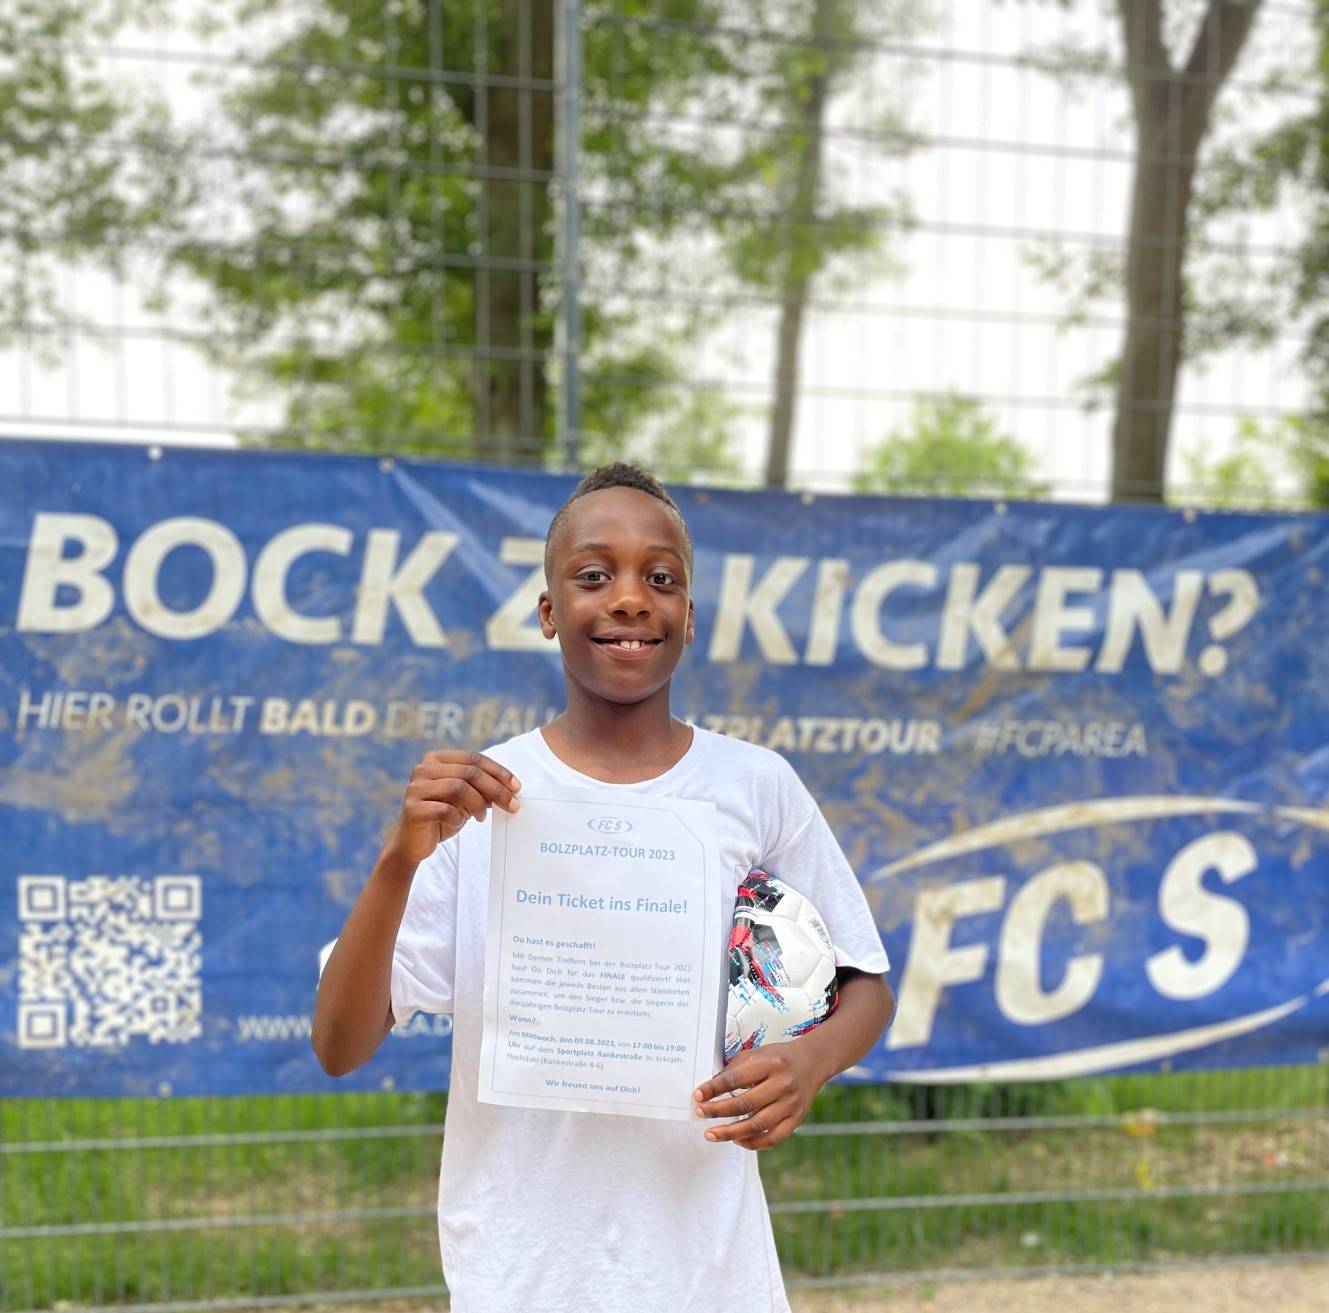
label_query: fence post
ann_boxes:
[559,0,583,473]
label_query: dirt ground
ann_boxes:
[790,1260,1329,1312]
[298,1261,1329,1312]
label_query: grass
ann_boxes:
[2,1071,1327,1309]
[764,1067,1329,1278]
[1,1093,446,1309]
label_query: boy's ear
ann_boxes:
[537,590,556,640]
[685,597,695,645]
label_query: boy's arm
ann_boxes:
[693,969,895,1150]
[312,749,522,1077]
[311,843,419,1077]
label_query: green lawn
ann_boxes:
[3,1069,1327,1309]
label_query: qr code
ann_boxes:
[17,875,202,1050]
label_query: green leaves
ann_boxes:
[1176,414,1329,511]
[0,1,190,348]
[11,0,913,482]
[852,393,1049,499]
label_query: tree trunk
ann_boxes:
[765,0,838,489]
[1112,122,1194,502]
[768,288,812,489]
[1110,0,1261,503]
[474,0,555,466]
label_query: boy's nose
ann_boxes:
[609,584,650,614]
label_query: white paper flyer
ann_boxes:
[479,788,723,1120]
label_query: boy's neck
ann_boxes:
[541,689,693,784]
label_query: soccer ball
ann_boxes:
[724,870,838,1063]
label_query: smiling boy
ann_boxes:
[312,463,894,1312]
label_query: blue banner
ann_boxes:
[3,440,1328,1096]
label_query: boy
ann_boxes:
[312,463,894,1312]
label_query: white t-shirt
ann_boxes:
[390,726,890,1313]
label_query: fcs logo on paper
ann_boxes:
[587,816,633,835]
[872,796,1329,1082]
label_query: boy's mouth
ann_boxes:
[591,634,664,652]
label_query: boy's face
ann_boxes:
[539,486,694,706]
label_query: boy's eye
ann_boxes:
[578,570,607,583]
[650,572,676,586]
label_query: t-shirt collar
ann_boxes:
[525,723,705,793]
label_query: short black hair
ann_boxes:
[544,462,693,581]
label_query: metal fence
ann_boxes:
[3,1067,1328,1309]
[4,0,1329,1307]
[0,0,1321,501]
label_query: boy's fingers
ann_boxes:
[464,773,519,813]
[468,752,521,795]
[735,1115,797,1150]
[423,750,520,794]
[703,1105,796,1147]
[427,780,489,822]
[411,800,471,832]
[474,773,519,813]
[693,1053,769,1105]
[466,755,521,808]
[418,761,520,813]
[694,1077,781,1120]
[693,1068,737,1105]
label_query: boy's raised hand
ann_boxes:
[386,750,522,865]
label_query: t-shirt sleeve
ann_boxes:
[759,755,890,976]
[389,835,461,1027]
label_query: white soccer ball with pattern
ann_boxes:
[724,871,838,1063]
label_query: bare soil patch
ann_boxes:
[276,1260,1329,1312]
[790,1260,1329,1312]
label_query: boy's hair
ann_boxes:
[544,462,693,580]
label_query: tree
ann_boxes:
[171,0,754,465]
[851,392,1050,499]
[1284,0,1329,450]
[1172,1,1329,509]
[174,0,553,461]
[705,0,917,488]
[169,1,898,476]
[1111,0,1262,502]
[1024,0,1268,503]
[1178,414,1329,509]
[0,1,187,361]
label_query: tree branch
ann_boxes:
[1180,0,1263,153]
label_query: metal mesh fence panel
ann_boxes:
[0,0,1320,502]
[4,1069,1328,1309]
[1,1092,445,1311]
